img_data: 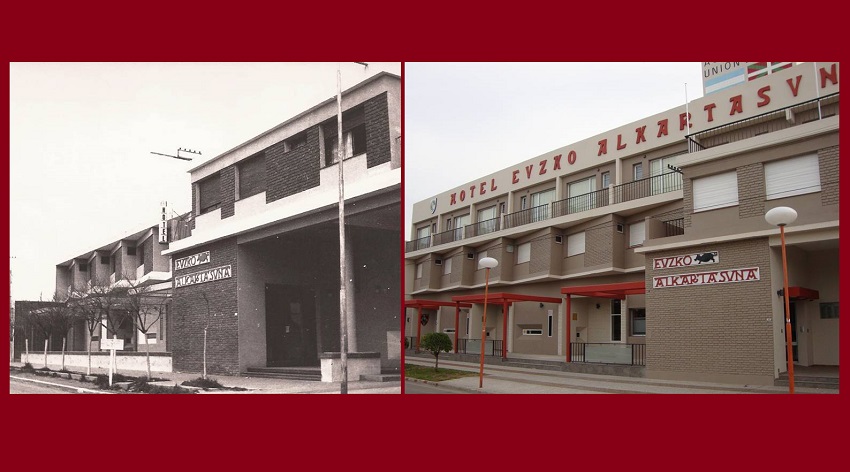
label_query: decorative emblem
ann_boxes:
[430,197,438,214]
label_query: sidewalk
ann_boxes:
[10,362,400,394]
[404,357,838,394]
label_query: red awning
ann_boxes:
[788,287,819,300]
[451,292,562,305]
[404,299,472,309]
[561,281,645,299]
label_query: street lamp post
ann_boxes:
[477,257,498,389]
[765,206,797,394]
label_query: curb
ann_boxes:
[404,377,488,394]
[10,375,112,394]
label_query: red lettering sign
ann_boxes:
[567,150,576,165]
[757,86,771,107]
[729,95,743,115]
[704,103,716,122]
[820,64,838,88]
[539,160,547,175]
[657,119,668,137]
[635,126,646,144]
[787,75,802,96]
[512,170,519,184]
[597,139,607,156]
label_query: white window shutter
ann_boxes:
[517,243,531,264]
[629,221,646,247]
[765,154,821,200]
[693,171,739,212]
[567,232,586,256]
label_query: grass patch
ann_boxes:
[404,364,479,382]
[181,377,248,391]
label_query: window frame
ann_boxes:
[567,231,586,257]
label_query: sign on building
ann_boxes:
[174,251,210,271]
[653,267,760,289]
[159,201,168,243]
[174,265,232,288]
[653,251,719,270]
[100,338,125,351]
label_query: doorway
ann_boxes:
[265,284,318,367]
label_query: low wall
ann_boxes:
[319,352,381,382]
[18,351,173,373]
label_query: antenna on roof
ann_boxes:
[150,147,202,161]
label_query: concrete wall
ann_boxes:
[19,351,173,373]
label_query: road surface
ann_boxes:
[404,380,473,394]
[10,377,74,394]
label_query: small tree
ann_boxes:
[44,292,78,371]
[69,283,120,375]
[124,278,166,381]
[420,332,453,371]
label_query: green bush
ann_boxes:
[420,332,453,370]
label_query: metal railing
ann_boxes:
[457,338,503,357]
[465,217,500,238]
[406,235,431,253]
[612,172,682,204]
[432,227,463,247]
[503,204,549,229]
[552,188,610,218]
[569,342,646,366]
[661,218,685,237]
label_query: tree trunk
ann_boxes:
[435,353,439,371]
[25,338,29,365]
[87,334,92,376]
[203,327,208,380]
[43,339,49,368]
[144,332,151,380]
[61,337,66,371]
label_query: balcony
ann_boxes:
[405,235,431,253]
[465,217,500,238]
[406,172,683,252]
[552,188,609,218]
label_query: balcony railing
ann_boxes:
[406,235,431,253]
[569,342,646,366]
[552,188,610,218]
[661,218,685,237]
[612,172,682,204]
[465,217,501,238]
[432,227,464,247]
[503,204,550,230]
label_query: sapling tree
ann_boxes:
[123,277,166,381]
[420,332,453,371]
[69,283,120,375]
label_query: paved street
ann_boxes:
[404,357,839,394]
[10,376,74,394]
[405,380,473,394]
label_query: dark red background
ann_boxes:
[1,1,845,468]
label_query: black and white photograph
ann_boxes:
[10,62,402,394]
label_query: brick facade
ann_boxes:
[737,163,765,219]
[645,238,774,378]
[171,237,239,375]
[528,238,551,275]
[819,145,839,206]
[220,166,236,219]
[266,127,321,203]
[143,237,154,274]
[365,92,391,168]
[585,224,613,267]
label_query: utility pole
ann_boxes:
[337,62,368,394]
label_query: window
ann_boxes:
[765,154,821,200]
[443,328,456,334]
[629,221,646,247]
[477,206,498,235]
[445,218,452,230]
[649,155,682,194]
[324,123,367,166]
[611,314,622,341]
[693,171,739,212]
[820,302,839,319]
[238,153,266,199]
[77,263,87,272]
[126,246,136,256]
[198,173,222,214]
[611,299,621,314]
[602,172,611,188]
[443,257,452,275]
[101,256,109,264]
[477,251,488,269]
[522,329,543,336]
[633,162,643,180]
[453,214,470,240]
[568,178,596,213]
[567,232,586,256]
[630,308,646,336]
[531,188,555,221]
[499,202,506,214]
[520,196,527,210]
[516,242,531,264]
[415,263,423,279]
[548,314,553,337]
[137,243,145,268]
[285,133,307,152]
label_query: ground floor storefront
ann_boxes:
[405,235,839,385]
[170,195,401,381]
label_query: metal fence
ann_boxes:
[503,204,549,229]
[405,235,431,253]
[457,338,503,357]
[569,342,646,366]
[661,218,685,237]
[612,172,682,204]
[465,217,500,238]
[552,188,610,218]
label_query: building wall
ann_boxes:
[267,127,321,202]
[171,237,239,375]
[364,92,391,168]
[645,238,774,384]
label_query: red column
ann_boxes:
[454,304,460,353]
[502,301,508,359]
[566,295,571,363]
[416,306,422,352]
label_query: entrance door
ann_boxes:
[266,284,318,367]
[790,302,798,362]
